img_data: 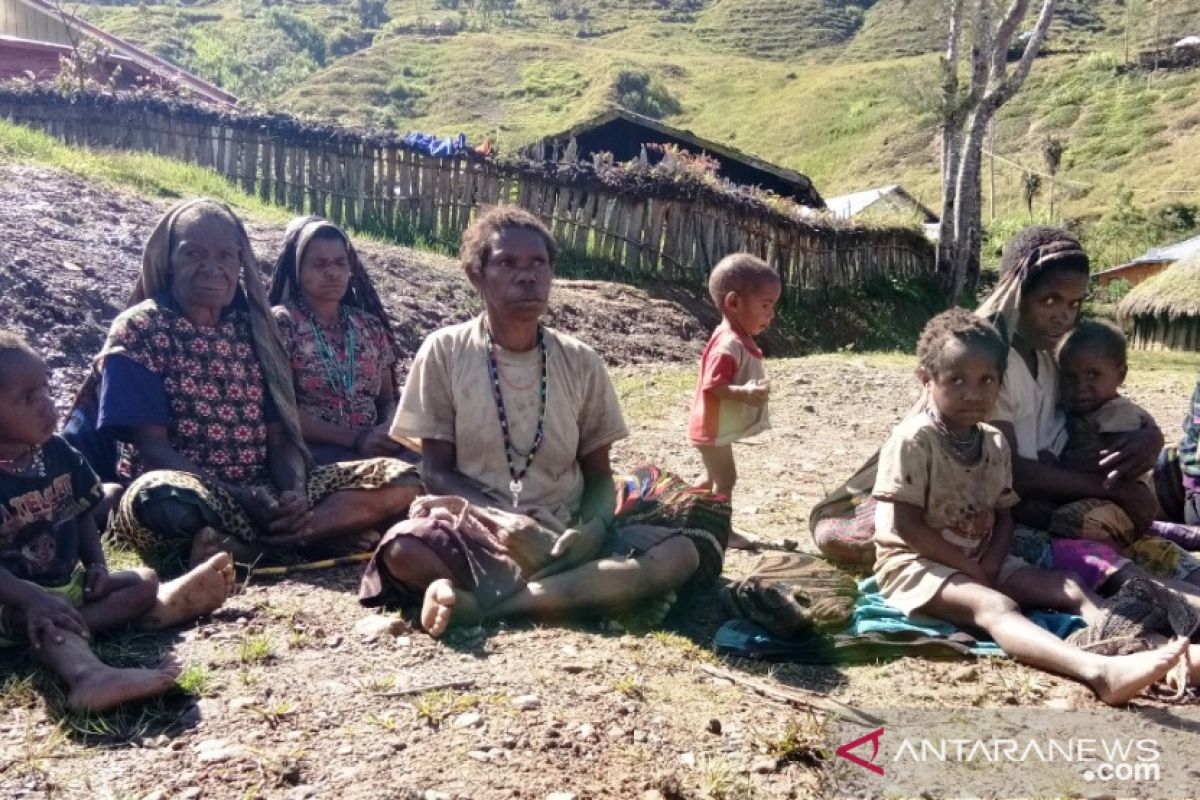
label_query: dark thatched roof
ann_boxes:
[1118,250,1200,320]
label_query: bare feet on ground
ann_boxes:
[140,552,235,631]
[421,579,481,637]
[1090,637,1188,706]
[67,657,182,713]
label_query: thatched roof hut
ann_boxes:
[1118,250,1200,351]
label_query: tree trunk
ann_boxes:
[937,0,1058,301]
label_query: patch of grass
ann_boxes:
[238,636,275,665]
[176,664,218,698]
[696,753,752,800]
[0,673,40,709]
[0,121,289,223]
[412,689,478,728]
[648,631,716,664]
[611,673,646,701]
[761,714,832,766]
[610,366,694,424]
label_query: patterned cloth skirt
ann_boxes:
[108,458,420,572]
[359,464,730,613]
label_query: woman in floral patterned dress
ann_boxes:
[99,199,421,574]
[268,216,413,465]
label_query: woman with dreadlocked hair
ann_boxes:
[269,217,413,465]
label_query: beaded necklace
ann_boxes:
[485,323,548,508]
[926,408,982,463]
[302,301,357,418]
[0,445,46,478]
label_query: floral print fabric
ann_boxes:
[105,298,272,485]
[273,303,396,429]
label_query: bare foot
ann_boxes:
[1091,637,1188,706]
[189,526,224,567]
[189,526,267,568]
[420,579,481,638]
[139,552,235,631]
[67,657,182,713]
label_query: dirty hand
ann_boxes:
[23,590,88,649]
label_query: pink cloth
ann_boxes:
[1051,538,1131,589]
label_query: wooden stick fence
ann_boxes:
[0,90,935,303]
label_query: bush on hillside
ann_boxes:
[263,8,327,66]
[611,70,681,119]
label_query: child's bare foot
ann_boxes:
[1090,637,1188,706]
[67,657,182,713]
[421,579,481,637]
[139,552,235,631]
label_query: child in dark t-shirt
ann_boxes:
[0,332,235,712]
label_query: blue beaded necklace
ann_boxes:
[485,323,548,508]
[303,301,357,417]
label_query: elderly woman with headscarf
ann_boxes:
[810,226,1200,597]
[268,216,412,465]
[359,206,730,637]
[97,199,422,574]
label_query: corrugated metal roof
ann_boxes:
[1130,234,1200,265]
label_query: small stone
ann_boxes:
[606,725,626,740]
[141,791,166,800]
[511,694,541,711]
[178,790,202,800]
[229,696,257,712]
[642,792,667,800]
[355,614,409,641]
[546,794,578,800]
[678,752,696,768]
[803,405,816,413]
[706,718,722,735]
[195,739,251,764]
[499,736,518,749]
[751,757,779,774]
[423,792,452,800]
[1046,697,1078,710]
[336,745,353,756]
[287,788,317,800]
[633,729,648,743]
[468,750,492,762]
[452,711,484,729]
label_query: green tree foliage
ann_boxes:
[611,70,681,119]
[263,8,327,66]
[1084,185,1200,269]
[358,0,390,29]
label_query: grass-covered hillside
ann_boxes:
[78,0,1200,265]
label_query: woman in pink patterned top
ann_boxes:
[269,217,413,465]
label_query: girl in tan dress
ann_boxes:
[873,308,1186,706]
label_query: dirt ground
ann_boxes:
[4,166,1200,800]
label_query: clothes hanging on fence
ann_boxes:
[402,131,469,157]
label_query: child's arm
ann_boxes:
[0,567,89,648]
[979,507,1014,585]
[889,500,991,586]
[710,381,769,408]
[76,514,111,601]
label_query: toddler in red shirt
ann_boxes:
[689,254,781,514]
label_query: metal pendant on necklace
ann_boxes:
[509,478,523,508]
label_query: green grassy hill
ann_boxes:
[78,0,1200,266]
